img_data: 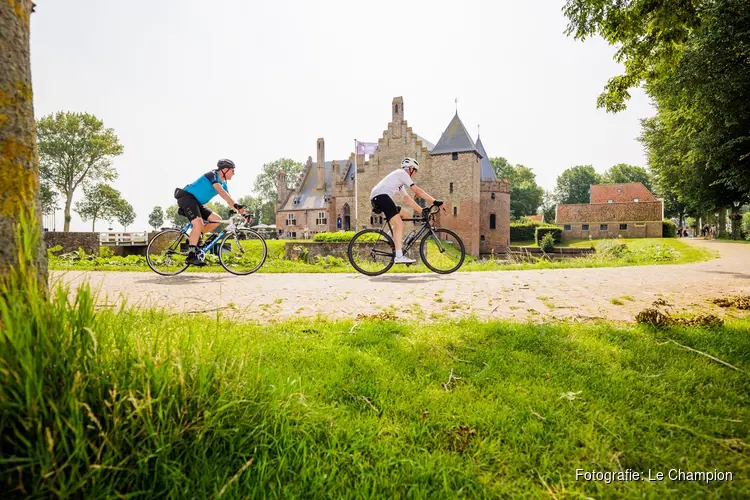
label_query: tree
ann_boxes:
[253,158,304,204]
[237,195,275,225]
[602,164,653,192]
[491,158,545,218]
[114,199,136,231]
[38,111,124,231]
[165,205,188,227]
[540,190,557,224]
[148,206,164,230]
[0,0,46,284]
[74,183,121,231]
[554,165,602,204]
[563,0,705,112]
[40,180,60,216]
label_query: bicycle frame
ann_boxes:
[380,205,449,255]
[178,214,247,257]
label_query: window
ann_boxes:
[395,104,399,114]
[290,231,297,239]
[491,193,495,200]
[564,224,571,231]
[633,198,639,203]
[582,224,589,231]
[370,216,374,224]
[453,207,458,216]
[480,234,485,241]
[608,199,613,204]
[450,182,453,193]
[490,214,496,229]
[379,216,383,224]
[452,152,458,161]
[286,213,296,226]
[617,188,623,193]
[316,212,327,225]
[600,224,608,231]
[620,223,628,230]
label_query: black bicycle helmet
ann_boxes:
[217,158,235,170]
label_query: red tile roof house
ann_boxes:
[555,183,664,240]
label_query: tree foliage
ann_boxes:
[490,158,544,218]
[38,112,124,231]
[562,0,704,112]
[74,184,122,232]
[253,158,304,205]
[165,205,188,228]
[554,165,602,205]
[40,181,60,216]
[602,164,653,191]
[114,199,136,231]
[148,206,164,231]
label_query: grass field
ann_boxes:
[2,268,748,497]
[49,238,715,274]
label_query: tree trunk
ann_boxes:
[92,219,95,232]
[719,207,727,237]
[64,192,73,232]
[0,0,46,287]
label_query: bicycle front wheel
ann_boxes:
[419,228,465,274]
[218,229,268,275]
[347,229,395,276]
[146,229,190,276]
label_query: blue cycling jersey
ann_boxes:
[183,170,228,204]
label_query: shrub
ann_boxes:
[540,233,555,252]
[662,219,677,238]
[597,240,630,259]
[46,244,63,257]
[313,231,358,242]
[510,222,542,242]
[99,246,114,258]
[534,227,562,245]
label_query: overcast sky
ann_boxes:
[30,0,654,232]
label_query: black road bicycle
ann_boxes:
[347,201,465,276]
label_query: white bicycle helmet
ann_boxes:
[401,157,419,170]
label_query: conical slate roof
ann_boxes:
[475,136,497,181]
[431,112,478,156]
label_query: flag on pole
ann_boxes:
[356,141,378,155]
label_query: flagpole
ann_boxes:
[354,138,358,229]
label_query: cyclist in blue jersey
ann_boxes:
[174,159,246,265]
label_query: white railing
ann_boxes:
[99,231,148,246]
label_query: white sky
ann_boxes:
[30,0,654,232]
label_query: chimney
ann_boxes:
[391,97,403,138]
[317,137,325,191]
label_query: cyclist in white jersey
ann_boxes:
[370,157,442,264]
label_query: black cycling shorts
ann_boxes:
[176,192,213,222]
[371,194,401,221]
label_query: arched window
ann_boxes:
[490,214,496,230]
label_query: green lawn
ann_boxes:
[50,238,716,274]
[2,275,748,498]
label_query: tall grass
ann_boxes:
[2,218,748,497]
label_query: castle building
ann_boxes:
[275,97,511,257]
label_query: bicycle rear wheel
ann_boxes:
[146,229,190,276]
[347,229,395,276]
[218,228,268,275]
[419,228,465,274]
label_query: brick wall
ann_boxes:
[44,232,99,254]
[560,221,663,240]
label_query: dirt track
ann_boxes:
[52,239,750,323]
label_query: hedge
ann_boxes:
[510,221,551,241]
[312,231,358,242]
[662,220,677,238]
[535,226,562,245]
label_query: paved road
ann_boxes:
[52,239,750,323]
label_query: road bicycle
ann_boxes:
[347,201,465,276]
[146,210,267,276]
